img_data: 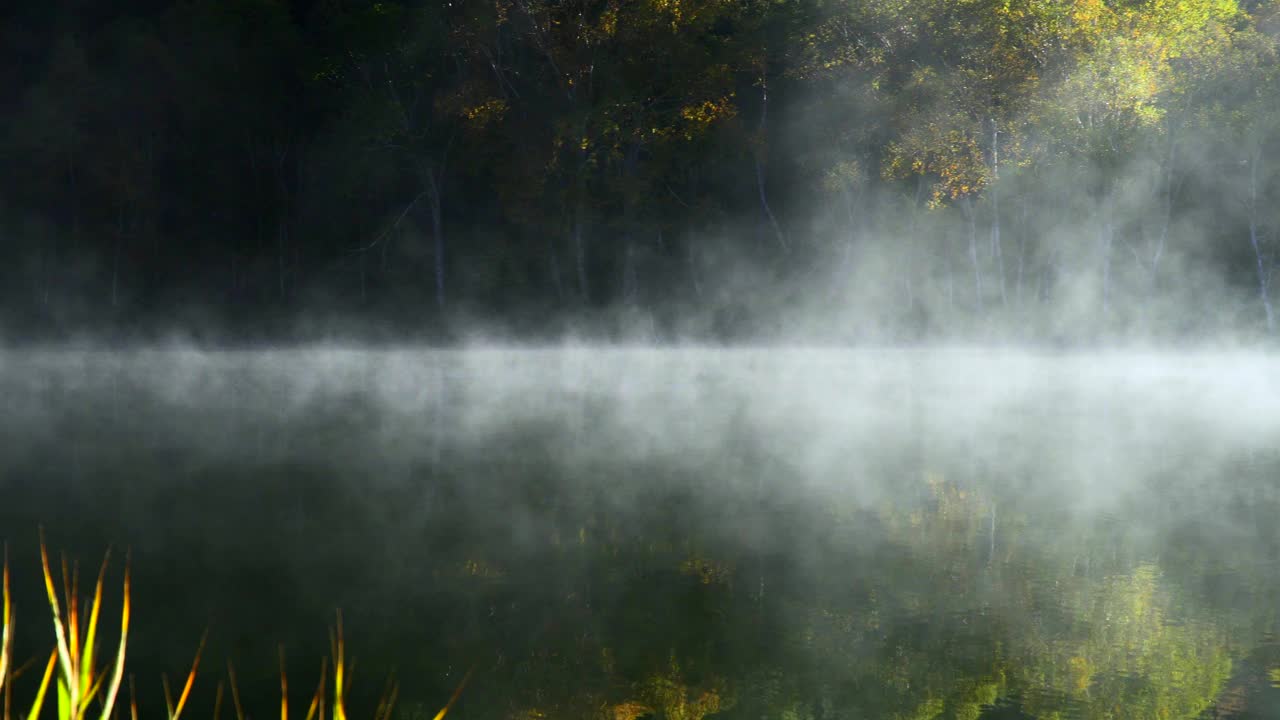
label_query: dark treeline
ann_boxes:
[3,0,1280,342]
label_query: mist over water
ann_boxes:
[3,347,1280,719]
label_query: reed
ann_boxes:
[0,537,470,720]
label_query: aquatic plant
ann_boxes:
[0,538,129,720]
[0,538,469,720]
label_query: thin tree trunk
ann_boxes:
[1099,202,1113,318]
[905,178,924,313]
[277,217,287,301]
[756,159,786,251]
[548,234,564,302]
[755,73,787,252]
[990,121,1006,306]
[573,205,588,302]
[623,240,637,306]
[1151,123,1177,283]
[841,188,857,279]
[688,240,703,299]
[273,136,292,302]
[1015,197,1028,309]
[965,198,984,312]
[944,227,955,311]
[112,238,120,309]
[427,170,446,311]
[1249,151,1274,331]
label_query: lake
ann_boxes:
[2,348,1279,720]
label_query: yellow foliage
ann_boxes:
[896,697,944,720]
[639,659,730,720]
[463,99,508,128]
[680,556,732,585]
[1069,655,1093,693]
[461,558,505,578]
[600,7,619,36]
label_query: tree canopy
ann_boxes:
[2,0,1279,341]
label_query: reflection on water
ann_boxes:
[1,348,1279,719]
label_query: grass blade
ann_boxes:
[57,677,70,720]
[226,661,245,720]
[373,674,398,720]
[96,557,130,720]
[66,557,79,682]
[162,673,174,720]
[430,666,475,720]
[39,534,77,714]
[80,551,110,698]
[27,650,58,720]
[303,657,327,720]
[169,629,207,720]
[1,544,11,700]
[279,645,288,720]
[329,613,345,720]
[213,680,224,720]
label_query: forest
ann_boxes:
[2,0,1279,341]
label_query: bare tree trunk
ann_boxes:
[112,238,121,309]
[688,240,703,299]
[756,159,786,252]
[360,248,367,303]
[277,217,287,301]
[273,136,292,302]
[573,205,588,302]
[548,235,564,302]
[1151,123,1177,283]
[990,121,1006,306]
[904,181,920,313]
[841,188,858,278]
[1099,200,1114,318]
[1248,151,1274,331]
[1015,197,1028,309]
[427,169,446,311]
[965,198,984,312]
[623,240,637,306]
[112,199,127,309]
[755,73,787,252]
[944,227,955,311]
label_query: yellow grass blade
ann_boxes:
[162,674,174,719]
[169,630,207,720]
[58,676,70,720]
[226,661,245,720]
[39,534,77,711]
[431,666,475,720]
[66,558,79,681]
[1,544,11,700]
[278,645,288,720]
[373,674,398,720]
[342,659,355,701]
[129,675,138,720]
[78,670,107,720]
[302,657,327,720]
[96,557,129,720]
[372,675,392,720]
[213,680,225,720]
[27,650,58,720]
[329,613,345,720]
[80,551,110,697]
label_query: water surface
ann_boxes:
[2,348,1278,719]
